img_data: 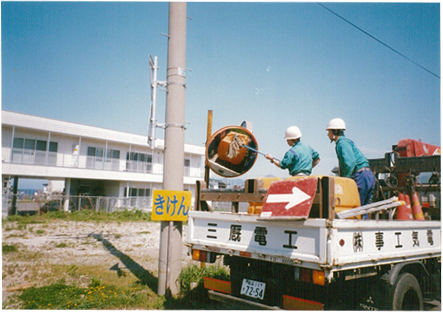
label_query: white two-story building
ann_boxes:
[2,110,205,212]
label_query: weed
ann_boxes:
[5,234,26,239]
[179,263,230,293]
[165,263,230,309]
[2,244,18,253]
[68,265,79,277]
[55,243,68,248]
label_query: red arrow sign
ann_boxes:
[260,178,318,220]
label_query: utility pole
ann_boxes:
[158,2,187,297]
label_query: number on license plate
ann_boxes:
[240,279,265,300]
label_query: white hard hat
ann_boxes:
[284,126,302,140]
[326,118,346,130]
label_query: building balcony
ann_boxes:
[3,148,202,178]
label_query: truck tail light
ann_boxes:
[295,267,325,286]
[312,270,325,286]
[301,268,312,283]
[192,249,216,263]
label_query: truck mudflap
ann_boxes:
[203,256,328,310]
[208,289,325,310]
[207,290,282,310]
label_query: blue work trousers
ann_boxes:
[351,169,375,219]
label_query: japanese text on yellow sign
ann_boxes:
[151,190,191,221]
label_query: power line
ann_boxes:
[318,3,440,79]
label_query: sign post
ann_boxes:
[153,190,191,296]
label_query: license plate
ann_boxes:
[240,278,266,300]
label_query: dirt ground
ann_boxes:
[2,220,190,306]
[2,219,440,310]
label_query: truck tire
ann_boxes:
[392,273,423,310]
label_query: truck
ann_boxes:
[184,126,441,310]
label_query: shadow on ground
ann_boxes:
[91,233,239,309]
[91,234,158,291]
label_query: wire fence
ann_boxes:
[2,193,247,216]
[2,193,153,216]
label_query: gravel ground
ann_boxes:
[2,220,190,306]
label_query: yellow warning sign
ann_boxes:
[151,190,191,221]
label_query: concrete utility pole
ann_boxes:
[158,2,187,297]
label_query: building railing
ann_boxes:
[5,148,202,177]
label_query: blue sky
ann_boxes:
[2,2,441,183]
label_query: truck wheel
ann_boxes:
[392,273,423,310]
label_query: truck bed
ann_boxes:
[185,211,441,278]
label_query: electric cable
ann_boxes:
[318,3,440,79]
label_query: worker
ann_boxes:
[326,118,375,216]
[265,126,320,176]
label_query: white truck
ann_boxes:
[185,175,441,310]
[185,127,441,310]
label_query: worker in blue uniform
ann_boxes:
[326,118,375,217]
[266,126,320,176]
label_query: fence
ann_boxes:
[2,193,153,215]
[2,194,245,216]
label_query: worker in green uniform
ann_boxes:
[266,126,320,176]
[326,118,375,218]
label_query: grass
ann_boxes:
[7,263,230,309]
[3,209,153,224]
[18,278,164,310]
[2,210,232,309]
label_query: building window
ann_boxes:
[36,140,47,151]
[35,140,47,164]
[12,137,58,165]
[13,138,24,149]
[126,152,152,173]
[124,187,152,208]
[184,158,191,176]
[124,187,151,197]
[49,142,58,152]
[105,149,120,170]
[87,146,105,169]
[24,139,35,150]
